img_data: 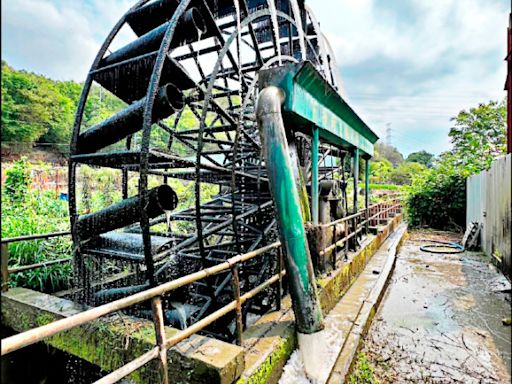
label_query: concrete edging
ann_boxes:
[237,215,405,384]
[326,223,408,383]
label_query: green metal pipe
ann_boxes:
[353,148,360,213]
[311,126,320,224]
[257,86,324,334]
[365,159,370,209]
[365,158,370,232]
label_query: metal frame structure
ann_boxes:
[65,0,346,341]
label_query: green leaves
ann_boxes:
[405,99,506,230]
[406,150,434,167]
[1,61,125,151]
[448,99,506,172]
[4,157,31,203]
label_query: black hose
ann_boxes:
[419,240,464,254]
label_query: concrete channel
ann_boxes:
[2,215,406,383]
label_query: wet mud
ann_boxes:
[361,230,511,383]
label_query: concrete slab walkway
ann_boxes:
[278,223,408,383]
[359,230,511,383]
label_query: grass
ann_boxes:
[1,160,220,292]
[348,352,379,384]
[359,183,404,191]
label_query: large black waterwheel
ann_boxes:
[68,0,342,341]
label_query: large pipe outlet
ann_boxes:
[104,7,207,67]
[76,184,178,241]
[76,84,184,154]
[256,86,324,334]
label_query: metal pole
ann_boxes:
[352,149,359,248]
[353,149,359,214]
[257,87,323,334]
[311,126,319,225]
[365,158,370,233]
[1,244,8,292]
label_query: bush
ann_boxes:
[406,156,466,230]
[3,157,31,202]
[1,187,72,292]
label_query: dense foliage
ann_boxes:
[406,154,466,229]
[448,99,507,174]
[1,61,125,150]
[374,142,404,167]
[369,145,426,186]
[406,150,434,167]
[406,99,506,230]
[1,158,72,291]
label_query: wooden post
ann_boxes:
[151,297,169,384]
[1,243,8,292]
[55,169,59,198]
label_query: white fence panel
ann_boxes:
[467,154,511,276]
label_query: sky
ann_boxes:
[1,0,510,156]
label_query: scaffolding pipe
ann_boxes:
[256,86,323,334]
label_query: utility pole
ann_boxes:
[385,123,392,146]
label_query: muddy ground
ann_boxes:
[361,229,511,383]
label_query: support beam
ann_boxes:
[365,158,370,233]
[311,126,320,225]
[259,62,379,157]
[353,149,359,214]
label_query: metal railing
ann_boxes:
[1,239,284,384]
[318,198,402,269]
[0,199,401,384]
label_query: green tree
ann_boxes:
[4,157,31,203]
[1,61,126,152]
[406,150,434,167]
[369,159,393,183]
[389,161,426,185]
[406,153,465,229]
[406,99,506,230]
[448,99,506,175]
[374,142,404,167]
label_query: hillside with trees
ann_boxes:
[1,61,125,152]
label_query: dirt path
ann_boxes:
[361,230,511,383]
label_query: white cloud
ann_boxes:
[1,0,133,81]
[309,0,508,155]
[1,0,508,155]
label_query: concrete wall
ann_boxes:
[467,154,511,276]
